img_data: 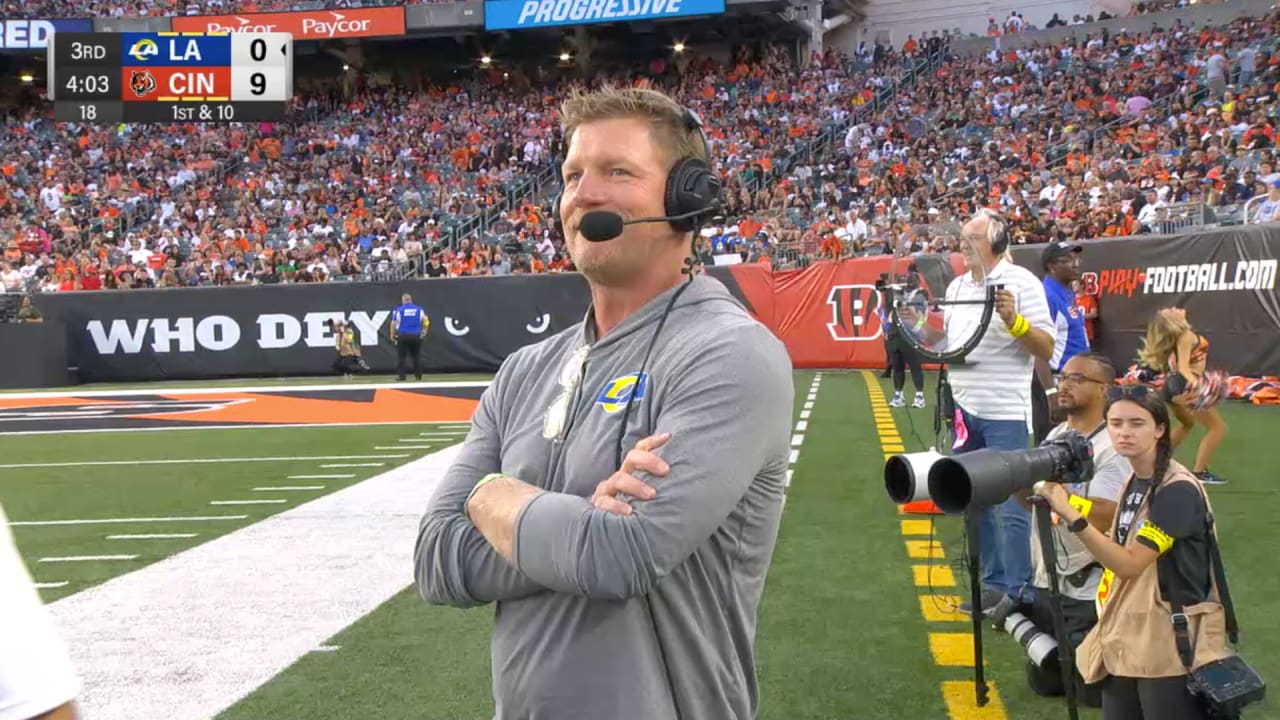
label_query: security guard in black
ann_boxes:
[392,293,429,381]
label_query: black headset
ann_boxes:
[551,106,721,240]
[977,208,1011,255]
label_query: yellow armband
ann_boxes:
[1009,314,1030,338]
[1067,494,1093,519]
[1136,521,1176,555]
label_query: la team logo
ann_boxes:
[826,285,883,342]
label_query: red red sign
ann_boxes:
[172,7,405,40]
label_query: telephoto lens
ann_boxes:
[989,595,1059,669]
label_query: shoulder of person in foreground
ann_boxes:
[1144,461,1209,547]
[510,276,795,601]
[0,502,81,720]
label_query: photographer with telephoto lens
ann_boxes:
[991,352,1130,707]
[1033,385,1263,720]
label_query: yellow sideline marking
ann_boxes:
[863,370,1009,720]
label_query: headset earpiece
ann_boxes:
[664,157,720,233]
[663,107,720,234]
[983,209,1010,255]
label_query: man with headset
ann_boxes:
[940,209,1055,613]
[414,85,794,720]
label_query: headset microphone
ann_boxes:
[578,207,718,242]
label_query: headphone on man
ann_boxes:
[551,106,722,240]
[975,207,1010,255]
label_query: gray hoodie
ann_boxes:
[415,273,795,720]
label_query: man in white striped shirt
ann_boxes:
[944,210,1055,613]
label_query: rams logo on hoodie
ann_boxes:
[596,373,649,414]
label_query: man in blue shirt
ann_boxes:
[1031,241,1091,443]
[392,293,429,381]
[1041,241,1090,373]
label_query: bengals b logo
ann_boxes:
[826,285,883,342]
[130,70,157,99]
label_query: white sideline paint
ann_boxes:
[0,455,409,470]
[5,421,469,437]
[0,380,490,400]
[253,486,325,492]
[312,645,341,653]
[209,500,287,506]
[107,534,198,540]
[10,515,248,527]
[48,445,461,720]
[374,445,432,450]
[40,555,138,563]
[286,475,353,480]
[35,581,69,589]
[319,463,384,468]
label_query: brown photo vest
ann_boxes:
[1076,462,1235,683]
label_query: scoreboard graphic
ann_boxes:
[48,32,293,124]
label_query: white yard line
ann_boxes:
[10,515,248,527]
[0,380,491,400]
[209,500,288,506]
[374,445,434,450]
[285,475,353,480]
[107,534,198,540]
[0,455,408,470]
[319,463,384,468]
[4,421,470,437]
[787,373,821,490]
[40,555,138,563]
[48,445,460,720]
[253,486,325,492]
[35,581,69,589]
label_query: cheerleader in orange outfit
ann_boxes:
[1136,308,1229,484]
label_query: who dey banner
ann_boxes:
[0,18,92,50]
[483,0,725,30]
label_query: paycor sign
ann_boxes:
[483,0,725,30]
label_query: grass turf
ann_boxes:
[0,425,468,602]
[6,370,1279,719]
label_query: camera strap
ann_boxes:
[1166,492,1239,671]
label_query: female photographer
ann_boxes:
[1136,307,1228,484]
[1033,385,1232,719]
[331,320,363,379]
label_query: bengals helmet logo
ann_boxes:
[130,70,157,99]
[826,284,883,342]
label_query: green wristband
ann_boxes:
[464,473,505,519]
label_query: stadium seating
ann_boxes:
[3,6,1278,289]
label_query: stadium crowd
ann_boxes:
[3,6,1280,292]
[0,0,449,21]
[756,8,1280,262]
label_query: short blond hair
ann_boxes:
[559,84,709,171]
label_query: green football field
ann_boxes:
[2,370,1278,720]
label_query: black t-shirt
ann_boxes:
[1114,476,1212,607]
